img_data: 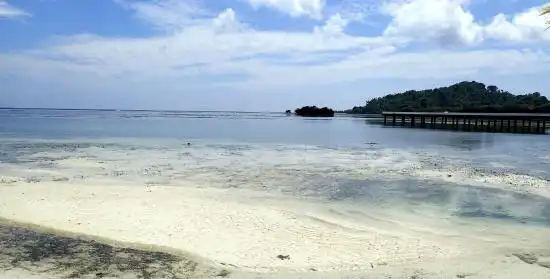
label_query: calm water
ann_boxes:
[1,109,549,151]
[1,109,550,225]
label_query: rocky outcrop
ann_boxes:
[294,106,335,117]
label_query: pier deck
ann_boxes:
[381,112,550,134]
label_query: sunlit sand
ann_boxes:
[1,140,550,278]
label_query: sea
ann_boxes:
[1,108,549,226]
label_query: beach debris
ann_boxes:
[456,272,475,278]
[512,253,538,264]
[276,254,290,260]
[112,170,128,177]
[0,222,225,279]
[216,269,231,277]
[0,176,21,184]
[409,269,429,279]
[25,177,41,183]
[219,262,238,268]
[73,174,86,180]
[309,268,317,271]
[538,261,550,269]
[52,177,69,182]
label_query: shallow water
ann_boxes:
[1,109,550,229]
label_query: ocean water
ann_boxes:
[1,109,550,226]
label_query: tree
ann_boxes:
[343,81,550,114]
[542,6,550,28]
[294,106,335,117]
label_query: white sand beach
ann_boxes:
[0,182,463,272]
[1,181,550,278]
[0,136,549,278]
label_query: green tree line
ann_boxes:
[345,81,550,114]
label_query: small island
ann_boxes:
[342,81,550,134]
[345,81,550,114]
[294,106,335,117]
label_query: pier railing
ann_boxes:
[381,112,550,134]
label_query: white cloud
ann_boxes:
[246,0,325,19]
[485,5,550,43]
[327,0,381,19]
[212,8,246,32]
[116,0,212,31]
[382,0,483,46]
[313,13,349,35]
[0,1,30,18]
[381,0,550,46]
[1,0,550,110]
[6,3,393,82]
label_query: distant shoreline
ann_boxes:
[0,107,283,113]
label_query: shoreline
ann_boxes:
[1,182,550,278]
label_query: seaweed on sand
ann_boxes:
[0,221,226,278]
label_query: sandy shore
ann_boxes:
[1,182,550,278]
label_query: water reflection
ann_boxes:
[329,178,550,226]
[446,134,496,151]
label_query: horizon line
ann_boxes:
[0,107,349,113]
[0,107,286,113]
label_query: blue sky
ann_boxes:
[0,0,549,111]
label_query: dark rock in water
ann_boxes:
[513,253,538,264]
[276,254,290,260]
[294,106,335,117]
[447,174,452,177]
[285,110,292,114]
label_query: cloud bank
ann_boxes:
[0,0,549,110]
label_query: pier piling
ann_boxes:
[381,112,550,135]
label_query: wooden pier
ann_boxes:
[381,112,550,134]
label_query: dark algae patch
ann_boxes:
[0,220,228,278]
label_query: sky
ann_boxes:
[0,0,549,111]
